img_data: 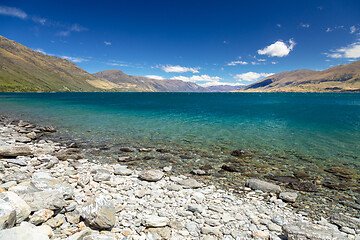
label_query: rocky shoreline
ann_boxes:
[0,115,359,239]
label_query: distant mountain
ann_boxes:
[205,85,243,92]
[0,35,117,92]
[93,70,207,92]
[238,61,360,92]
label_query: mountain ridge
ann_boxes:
[237,61,360,92]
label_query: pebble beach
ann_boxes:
[0,115,359,240]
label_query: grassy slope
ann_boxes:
[0,35,101,92]
[238,61,360,92]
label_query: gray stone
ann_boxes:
[117,156,132,162]
[93,172,111,182]
[29,209,54,225]
[0,144,33,157]
[20,190,66,211]
[283,221,348,240]
[113,165,132,176]
[26,132,37,140]
[246,178,281,193]
[142,215,169,227]
[0,191,31,224]
[80,195,116,230]
[331,213,360,230]
[83,234,116,240]
[0,200,16,229]
[2,172,30,183]
[279,192,298,202]
[201,226,221,236]
[6,158,27,166]
[139,170,164,182]
[44,214,65,228]
[178,178,202,188]
[0,181,17,190]
[15,136,31,143]
[340,226,355,235]
[55,148,83,161]
[0,222,50,240]
[31,173,74,199]
[65,210,81,224]
[188,204,205,213]
[77,174,91,188]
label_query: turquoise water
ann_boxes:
[0,92,359,169]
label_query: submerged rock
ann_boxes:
[80,195,116,230]
[288,181,318,192]
[246,178,281,193]
[221,164,242,172]
[231,149,253,158]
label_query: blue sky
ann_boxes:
[1,0,360,86]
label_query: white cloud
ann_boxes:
[0,6,27,19]
[271,61,278,64]
[34,48,47,54]
[234,72,274,82]
[251,61,260,65]
[160,65,200,73]
[104,41,112,46]
[300,23,310,28]
[227,61,248,66]
[171,75,221,82]
[145,75,164,80]
[276,24,282,28]
[56,23,87,37]
[326,41,360,59]
[32,17,46,25]
[257,39,295,57]
[257,59,266,62]
[326,27,332,32]
[61,56,88,63]
[350,26,357,34]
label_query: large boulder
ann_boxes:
[0,222,50,240]
[0,191,31,224]
[80,196,116,230]
[0,200,16,229]
[0,144,33,157]
[31,173,74,199]
[246,178,281,193]
[20,190,66,212]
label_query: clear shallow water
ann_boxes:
[0,92,359,169]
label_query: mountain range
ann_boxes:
[237,62,360,92]
[0,35,359,92]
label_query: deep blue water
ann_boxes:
[0,92,359,169]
